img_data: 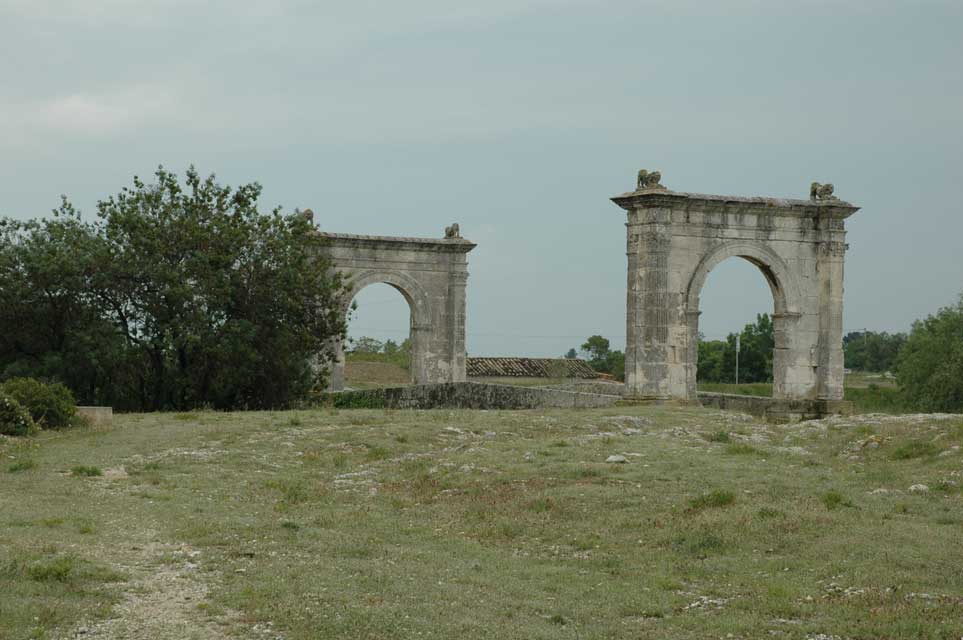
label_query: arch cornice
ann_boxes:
[341,269,433,329]
[685,240,802,315]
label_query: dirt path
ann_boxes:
[57,541,277,640]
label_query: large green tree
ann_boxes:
[576,335,625,381]
[896,296,963,412]
[0,167,347,411]
[697,314,774,383]
[0,204,129,406]
[843,331,906,372]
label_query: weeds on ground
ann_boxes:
[8,459,36,473]
[70,465,103,477]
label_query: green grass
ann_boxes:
[697,381,911,413]
[2,406,962,639]
[889,439,941,460]
[687,489,736,511]
[70,465,103,477]
[7,459,36,473]
[704,430,731,443]
[723,442,759,455]
[844,385,909,413]
[820,490,854,510]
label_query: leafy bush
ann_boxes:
[0,167,348,411]
[327,392,386,409]
[0,395,37,437]
[0,377,77,429]
[897,295,963,412]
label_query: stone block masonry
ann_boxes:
[611,173,859,405]
[325,382,622,410]
[316,228,475,392]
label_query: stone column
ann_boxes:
[447,270,469,383]
[409,323,432,385]
[816,237,847,400]
[683,310,702,400]
[771,311,805,398]
[624,209,686,400]
[326,334,346,391]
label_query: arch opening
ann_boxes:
[328,269,435,391]
[684,241,802,401]
[691,257,778,398]
[343,282,416,389]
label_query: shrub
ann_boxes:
[0,377,77,430]
[724,442,759,455]
[71,465,103,477]
[889,439,940,460]
[0,395,38,437]
[705,430,731,443]
[8,459,37,473]
[821,490,854,510]
[897,296,963,412]
[688,489,736,511]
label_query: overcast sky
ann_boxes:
[2,1,961,356]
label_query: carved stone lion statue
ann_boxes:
[636,169,666,191]
[810,182,838,201]
[444,223,460,239]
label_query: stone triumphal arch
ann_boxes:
[611,172,859,404]
[317,223,475,391]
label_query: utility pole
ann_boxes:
[735,334,740,385]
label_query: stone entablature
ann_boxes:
[317,231,475,251]
[612,178,859,404]
[317,228,475,391]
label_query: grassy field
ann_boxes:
[344,360,411,390]
[3,406,963,639]
[698,379,908,414]
[347,364,908,416]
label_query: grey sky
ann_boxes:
[2,1,961,356]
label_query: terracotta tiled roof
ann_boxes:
[466,357,599,379]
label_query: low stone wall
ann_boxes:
[327,382,622,410]
[697,392,852,422]
[542,381,627,396]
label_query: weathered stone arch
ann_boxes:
[340,270,433,328]
[611,178,859,403]
[318,230,475,391]
[685,240,801,316]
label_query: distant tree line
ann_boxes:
[842,331,906,373]
[0,167,346,411]
[347,336,411,370]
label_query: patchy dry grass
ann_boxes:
[1,408,963,639]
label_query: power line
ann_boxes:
[350,326,736,340]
